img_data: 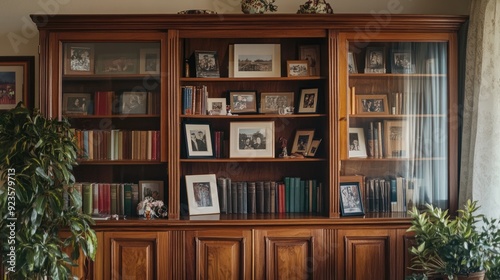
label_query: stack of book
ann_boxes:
[182,85,208,115]
[363,176,422,213]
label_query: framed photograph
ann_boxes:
[230,121,274,158]
[287,60,309,77]
[62,93,91,115]
[298,88,318,113]
[233,44,281,78]
[184,123,214,158]
[383,120,408,158]
[185,174,220,215]
[64,44,94,75]
[348,127,367,158]
[291,129,315,154]
[228,91,257,113]
[348,51,358,74]
[340,182,365,216]
[364,47,386,73]
[194,50,220,78]
[139,48,160,74]
[96,53,137,74]
[0,56,34,110]
[299,45,320,76]
[306,139,322,157]
[259,92,294,114]
[355,94,389,115]
[139,180,164,201]
[391,50,414,74]
[207,98,227,115]
[121,91,147,114]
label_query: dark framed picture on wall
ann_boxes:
[0,56,34,110]
[184,123,214,158]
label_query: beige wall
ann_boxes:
[0,0,470,107]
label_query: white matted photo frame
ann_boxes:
[121,91,147,114]
[260,92,294,114]
[287,60,309,77]
[185,174,220,215]
[228,91,257,113]
[340,182,365,216]
[207,98,227,115]
[234,44,281,78]
[348,51,358,74]
[0,56,34,110]
[306,139,322,157]
[139,48,160,74]
[364,47,386,74]
[291,129,315,154]
[139,180,164,201]
[298,88,318,113]
[355,94,389,115]
[299,45,320,76]
[194,50,220,78]
[64,44,94,75]
[62,93,91,115]
[348,127,367,158]
[184,123,214,158]
[230,121,274,158]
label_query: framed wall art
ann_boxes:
[185,174,220,215]
[0,56,34,110]
[233,44,281,78]
[230,121,274,158]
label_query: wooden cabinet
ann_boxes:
[32,14,467,280]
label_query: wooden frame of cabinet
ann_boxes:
[32,14,467,280]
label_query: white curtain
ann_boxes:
[460,0,500,217]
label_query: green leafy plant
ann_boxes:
[407,200,500,279]
[0,104,97,279]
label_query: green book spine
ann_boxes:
[82,183,93,215]
[284,177,291,213]
[312,180,317,213]
[304,180,309,213]
[294,177,301,213]
[124,183,133,216]
[110,183,118,215]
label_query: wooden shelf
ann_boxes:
[180,76,326,82]
[344,157,446,162]
[181,157,327,163]
[77,160,163,165]
[181,113,326,119]
[349,114,446,118]
[349,73,447,78]
[65,114,160,119]
[63,74,160,80]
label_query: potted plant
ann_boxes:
[0,104,97,279]
[407,199,500,280]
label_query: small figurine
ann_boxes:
[278,136,288,158]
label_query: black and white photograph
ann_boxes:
[96,53,137,74]
[230,121,274,158]
[194,50,220,78]
[140,48,160,74]
[348,51,358,74]
[340,182,365,216]
[121,91,147,114]
[185,174,220,215]
[299,45,320,76]
[64,44,94,75]
[207,98,227,115]
[391,50,414,74]
[364,47,386,73]
[260,92,294,114]
[229,91,257,113]
[356,94,389,115]
[139,180,164,201]
[298,88,318,113]
[287,60,309,77]
[348,127,367,158]
[306,139,322,157]
[291,129,315,154]
[184,123,214,158]
[233,44,281,77]
[62,93,91,115]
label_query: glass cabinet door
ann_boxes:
[339,33,458,215]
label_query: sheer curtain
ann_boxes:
[460,0,500,217]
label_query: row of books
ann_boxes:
[364,120,407,159]
[68,182,140,217]
[182,85,208,115]
[216,177,324,214]
[363,176,421,213]
[73,129,160,161]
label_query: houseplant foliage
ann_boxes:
[407,200,500,279]
[0,104,97,279]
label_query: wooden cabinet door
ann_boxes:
[337,229,397,280]
[254,228,324,280]
[185,229,252,280]
[101,231,169,280]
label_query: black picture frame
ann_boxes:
[391,49,415,74]
[364,47,386,74]
[340,182,365,216]
[194,50,220,78]
[184,123,214,158]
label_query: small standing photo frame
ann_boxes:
[194,50,220,78]
[391,50,415,74]
[96,53,137,74]
[364,47,386,74]
[348,127,367,158]
[306,139,322,157]
[121,91,147,114]
[355,94,389,115]
[260,92,294,114]
[64,44,94,75]
[139,180,164,201]
[228,91,257,113]
[233,44,281,78]
[291,129,315,154]
[298,88,318,113]
[299,45,320,76]
[63,93,91,115]
[139,48,160,74]
[185,174,220,215]
[229,121,274,158]
[287,60,309,77]
[184,123,214,158]
[340,182,365,216]
[348,51,358,74]
[207,98,227,115]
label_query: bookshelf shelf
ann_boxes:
[180,76,327,82]
[77,160,163,165]
[180,157,327,163]
[181,114,326,119]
